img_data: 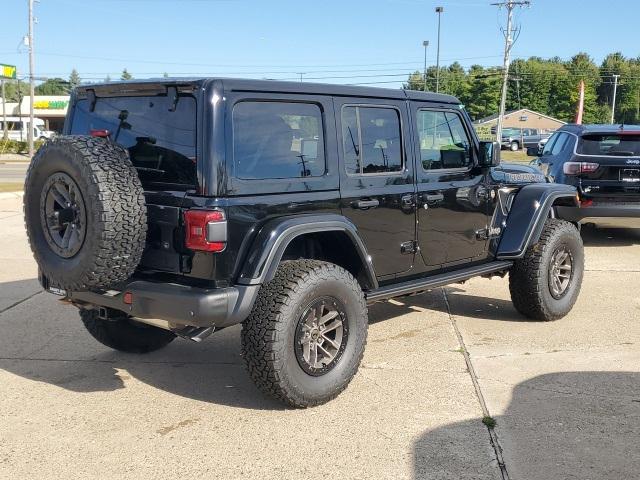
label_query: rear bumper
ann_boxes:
[556,204,640,228]
[66,280,259,329]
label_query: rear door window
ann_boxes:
[232,101,325,179]
[341,106,403,175]
[70,95,197,189]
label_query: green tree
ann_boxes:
[443,61,468,99]
[69,69,81,90]
[461,66,502,120]
[403,70,426,91]
[1,81,29,102]
[121,69,133,80]
[35,78,70,95]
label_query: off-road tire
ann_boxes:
[24,136,147,291]
[510,140,520,151]
[509,219,584,321]
[80,309,176,354]
[241,260,368,408]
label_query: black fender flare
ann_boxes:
[496,183,578,259]
[236,214,378,289]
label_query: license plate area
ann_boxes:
[620,169,640,183]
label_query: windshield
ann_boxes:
[70,94,197,189]
[578,134,640,157]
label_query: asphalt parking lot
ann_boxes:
[1,192,638,480]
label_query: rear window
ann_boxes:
[70,95,197,189]
[578,134,640,156]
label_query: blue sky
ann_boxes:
[1,0,638,88]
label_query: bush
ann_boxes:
[0,138,46,155]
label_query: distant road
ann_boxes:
[0,161,28,184]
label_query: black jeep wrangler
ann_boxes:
[24,79,584,407]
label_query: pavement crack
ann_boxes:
[585,268,640,273]
[0,290,43,315]
[442,287,510,480]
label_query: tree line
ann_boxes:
[405,52,640,124]
[3,53,639,126]
[1,68,137,101]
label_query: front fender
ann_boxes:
[236,214,377,288]
[497,183,578,259]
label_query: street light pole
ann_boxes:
[28,0,35,157]
[435,7,443,93]
[611,74,620,124]
[422,40,429,92]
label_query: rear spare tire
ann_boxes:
[24,135,147,291]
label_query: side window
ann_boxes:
[551,133,568,155]
[417,110,472,170]
[542,133,559,155]
[233,101,325,180]
[341,106,403,175]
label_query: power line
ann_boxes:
[492,0,530,143]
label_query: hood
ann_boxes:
[491,162,547,184]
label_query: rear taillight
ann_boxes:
[184,209,226,252]
[563,162,599,175]
[90,129,110,138]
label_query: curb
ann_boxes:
[0,191,24,200]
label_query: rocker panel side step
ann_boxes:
[365,261,513,304]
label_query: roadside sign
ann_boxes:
[1,64,17,80]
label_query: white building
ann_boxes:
[1,95,70,132]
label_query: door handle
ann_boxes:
[424,193,444,203]
[353,199,380,209]
[401,194,415,208]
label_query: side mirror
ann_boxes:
[526,147,539,157]
[478,141,500,168]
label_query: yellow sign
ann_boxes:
[1,64,17,80]
[34,100,69,110]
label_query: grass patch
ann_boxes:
[501,149,533,163]
[0,182,23,193]
[482,416,497,429]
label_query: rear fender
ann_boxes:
[237,214,378,289]
[497,183,578,259]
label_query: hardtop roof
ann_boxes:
[75,77,461,104]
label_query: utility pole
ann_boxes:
[1,80,6,139]
[422,40,429,92]
[28,0,35,156]
[435,7,443,93]
[492,0,530,145]
[610,74,620,124]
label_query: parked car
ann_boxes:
[0,116,54,141]
[492,126,552,151]
[528,124,640,228]
[24,79,584,407]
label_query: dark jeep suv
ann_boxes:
[24,79,584,407]
[529,124,640,228]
